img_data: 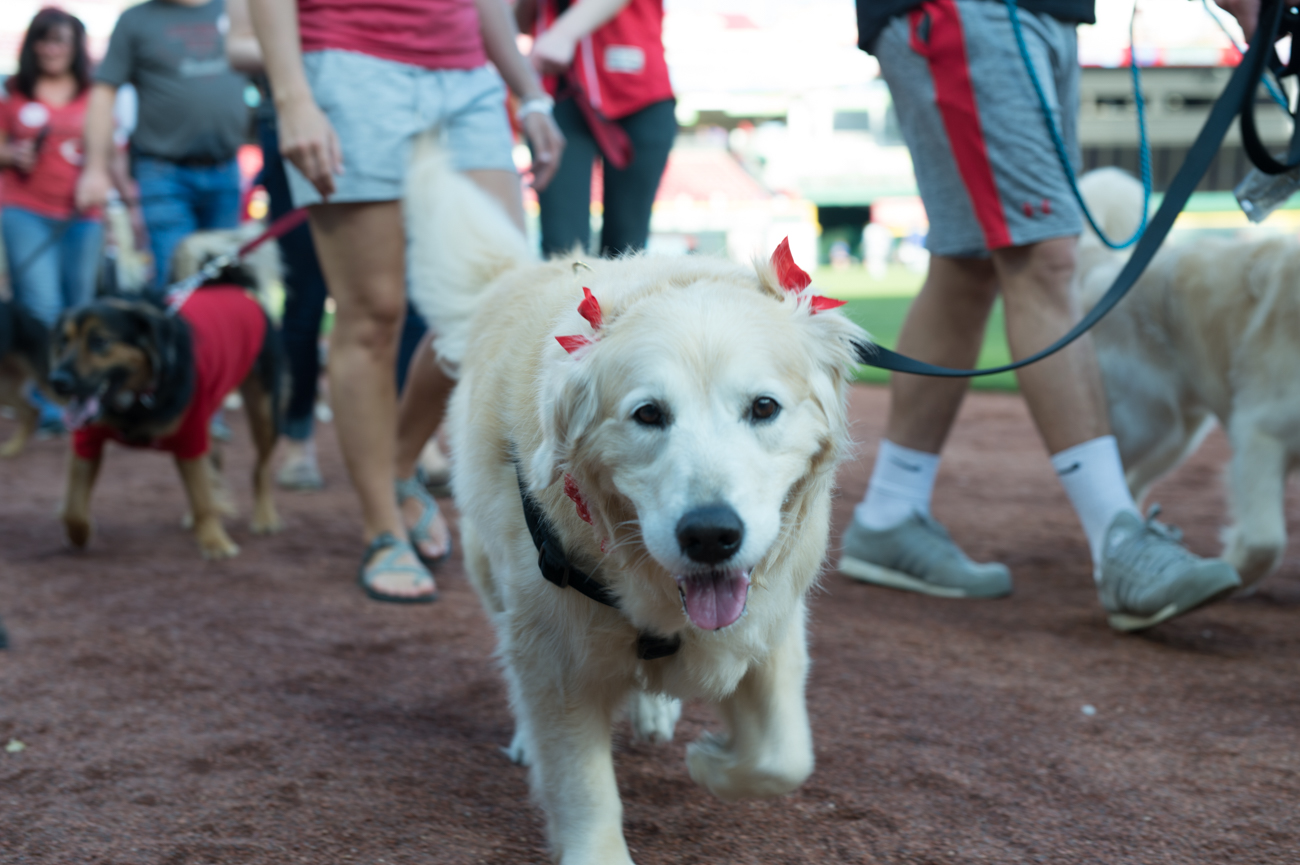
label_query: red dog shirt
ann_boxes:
[73,288,267,462]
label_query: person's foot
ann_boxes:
[276,440,324,491]
[397,475,451,565]
[358,532,437,603]
[1097,508,1240,632]
[838,513,1012,599]
[210,411,233,443]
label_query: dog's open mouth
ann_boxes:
[62,384,106,430]
[675,568,751,631]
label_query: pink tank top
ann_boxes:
[298,0,487,70]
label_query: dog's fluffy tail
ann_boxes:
[1077,167,1146,254]
[405,133,535,371]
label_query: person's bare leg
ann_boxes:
[311,200,433,599]
[993,236,1109,452]
[393,169,526,558]
[885,255,1000,454]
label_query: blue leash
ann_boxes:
[1005,0,1151,250]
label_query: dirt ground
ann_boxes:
[1,384,1297,865]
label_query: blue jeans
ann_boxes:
[133,155,241,294]
[2,206,103,326]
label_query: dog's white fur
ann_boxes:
[406,139,868,863]
[1076,167,1300,589]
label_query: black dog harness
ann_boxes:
[514,463,681,660]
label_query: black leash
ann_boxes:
[854,0,1293,378]
[514,462,682,660]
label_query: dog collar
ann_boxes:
[513,460,681,660]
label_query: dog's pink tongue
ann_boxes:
[63,395,100,430]
[679,570,751,631]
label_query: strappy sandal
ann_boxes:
[396,475,453,567]
[357,531,437,604]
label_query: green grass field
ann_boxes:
[815,266,1019,391]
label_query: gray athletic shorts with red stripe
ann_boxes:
[874,0,1082,257]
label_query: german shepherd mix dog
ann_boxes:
[406,140,868,865]
[0,298,51,457]
[1076,168,1300,590]
[50,230,283,559]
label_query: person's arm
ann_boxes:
[1215,0,1260,41]
[74,82,119,211]
[249,0,341,196]
[475,0,565,189]
[531,0,631,76]
[0,122,36,174]
[225,0,264,74]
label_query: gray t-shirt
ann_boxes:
[95,0,249,162]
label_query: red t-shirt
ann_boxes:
[0,89,99,220]
[73,288,267,462]
[298,0,487,70]
[538,0,673,120]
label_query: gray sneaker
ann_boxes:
[838,513,1012,599]
[276,452,324,491]
[1097,508,1240,632]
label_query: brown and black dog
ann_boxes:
[0,298,52,457]
[50,231,284,559]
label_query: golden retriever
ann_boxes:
[405,139,868,864]
[1076,167,1300,590]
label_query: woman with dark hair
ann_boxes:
[1,8,103,434]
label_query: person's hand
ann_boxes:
[522,110,565,191]
[531,26,578,76]
[277,93,342,198]
[1215,0,1260,42]
[75,165,113,212]
[4,139,37,174]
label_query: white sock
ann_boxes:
[854,440,941,530]
[1050,435,1139,573]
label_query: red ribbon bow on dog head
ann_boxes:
[556,287,603,355]
[770,237,846,314]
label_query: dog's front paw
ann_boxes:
[250,504,283,536]
[686,732,812,801]
[625,691,681,744]
[1223,531,1283,590]
[196,521,240,560]
[62,513,92,549]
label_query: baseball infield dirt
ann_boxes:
[1,385,1297,864]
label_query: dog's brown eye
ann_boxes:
[751,397,780,422]
[633,403,665,427]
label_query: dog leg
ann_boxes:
[507,660,635,865]
[688,607,814,801]
[1223,421,1288,589]
[0,399,37,458]
[61,454,102,549]
[624,690,681,744]
[176,455,240,559]
[241,377,282,535]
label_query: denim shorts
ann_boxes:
[285,51,517,207]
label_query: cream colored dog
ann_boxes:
[1076,167,1300,590]
[406,140,868,864]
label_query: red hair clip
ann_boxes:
[557,287,604,355]
[770,237,845,314]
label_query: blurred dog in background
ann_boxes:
[1076,168,1300,590]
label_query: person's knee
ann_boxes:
[996,237,1078,300]
[333,296,406,355]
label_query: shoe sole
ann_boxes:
[838,555,973,599]
[1106,582,1238,632]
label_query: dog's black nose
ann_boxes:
[676,505,744,564]
[49,367,76,397]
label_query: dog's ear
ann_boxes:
[527,359,599,492]
[122,304,179,385]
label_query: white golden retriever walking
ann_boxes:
[1076,168,1300,590]
[405,140,868,864]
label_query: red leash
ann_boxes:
[165,208,310,314]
